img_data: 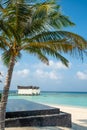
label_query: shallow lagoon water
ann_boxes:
[8,91,87,108]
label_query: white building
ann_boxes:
[17,86,40,95]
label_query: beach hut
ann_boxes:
[17,86,40,95]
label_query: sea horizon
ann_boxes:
[5,90,87,108]
[1,90,87,93]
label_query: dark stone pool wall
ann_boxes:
[6,108,60,118]
[6,112,71,127]
[5,99,72,128]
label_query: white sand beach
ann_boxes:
[5,104,87,130]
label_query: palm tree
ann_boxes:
[0,72,2,101]
[0,0,87,129]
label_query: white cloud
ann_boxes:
[49,71,59,80]
[31,60,69,81]
[33,60,71,70]
[16,69,30,78]
[49,60,71,70]
[35,69,61,80]
[76,71,87,80]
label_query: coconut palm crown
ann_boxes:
[0,0,86,67]
[0,0,87,130]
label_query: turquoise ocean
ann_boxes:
[8,91,87,108]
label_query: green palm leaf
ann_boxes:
[2,49,22,66]
[0,0,87,67]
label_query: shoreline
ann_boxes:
[34,101,87,109]
[5,104,87,130]
[48,104,87,129]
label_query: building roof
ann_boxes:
[17,86,40,89]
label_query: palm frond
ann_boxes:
[42,47,69,66]
[24,42,69,66]
[58,31,87,49]
[49,13,75,29]
[0,37,8,50]
[1,49,22,67]
[21,1,75,35]
[1,50,12,66]
[0,19,21,45]
[22,30,87,52]
[2,0,25,7]
[25,47,49,65]
[6,24,21,44]
[0,36,11,49]
[24,40,73,52]
[0,20,12,41]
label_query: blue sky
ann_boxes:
[0,0,87,91]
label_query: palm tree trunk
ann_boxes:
[0,56,15,130]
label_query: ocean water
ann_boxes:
[8,91,87,108]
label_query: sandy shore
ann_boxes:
[5,104,87,130]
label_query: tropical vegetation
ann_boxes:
[0,0,87,129]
